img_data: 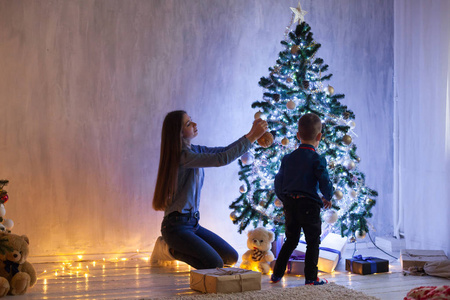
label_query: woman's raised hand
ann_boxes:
[245,118,268,143]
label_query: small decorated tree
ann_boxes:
[0,180,14,255]
[0,180,14,233]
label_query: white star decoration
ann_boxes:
[290,1,307,24]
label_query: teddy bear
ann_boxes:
[0,232,36,297]
[240,227,275,274]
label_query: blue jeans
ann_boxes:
[272,197,322,281]
[161,212,238,269]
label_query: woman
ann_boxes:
[152,110,267,269]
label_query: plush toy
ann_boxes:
[0,233,36,297]
[240,227,275,274]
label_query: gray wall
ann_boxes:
[0,0,393,257]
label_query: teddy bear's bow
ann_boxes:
[4,260,20,276]
[251,249,264,261]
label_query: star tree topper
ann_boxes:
[290,1,307,24]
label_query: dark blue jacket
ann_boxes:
[274,143,334,207]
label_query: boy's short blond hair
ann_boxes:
[298,113,322,141]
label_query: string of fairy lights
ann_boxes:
[38,252,150,282]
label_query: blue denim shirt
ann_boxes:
[274,143,334,207]
[164,136,252,216]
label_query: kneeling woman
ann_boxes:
[152,110,267,269]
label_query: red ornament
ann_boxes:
[1,194,8,203]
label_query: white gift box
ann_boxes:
[294,232,347,273]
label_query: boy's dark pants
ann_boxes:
[272,197,322,281]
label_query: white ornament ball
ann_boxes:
[348,120,356,129]
[355,230,366,239]
[323,210,338,224]
[346,160,356,170]
[254,111,262,120]
[230,212,237,221]
[274,199,283,208]
[286,100,296,110]
[334,190,344,200]
[3,219,14,230]
[350,190,358,199]
[0,204,5,217]
[239,184,247,193]
[241,152,254,165]
[366,198,374,205]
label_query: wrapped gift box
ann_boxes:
[400,249,448,271]
[190,267,261,293]
[270,255,305,275]
[295,232,347,273]
[271,234,285,258]
[345,256,389,275]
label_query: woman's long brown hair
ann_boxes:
[152,110,186,211]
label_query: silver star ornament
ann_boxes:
[290,2,307,24]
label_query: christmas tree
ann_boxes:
[229,3,377,241]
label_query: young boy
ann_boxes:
[271,113,333,285]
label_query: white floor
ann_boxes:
[12,243,450,299]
